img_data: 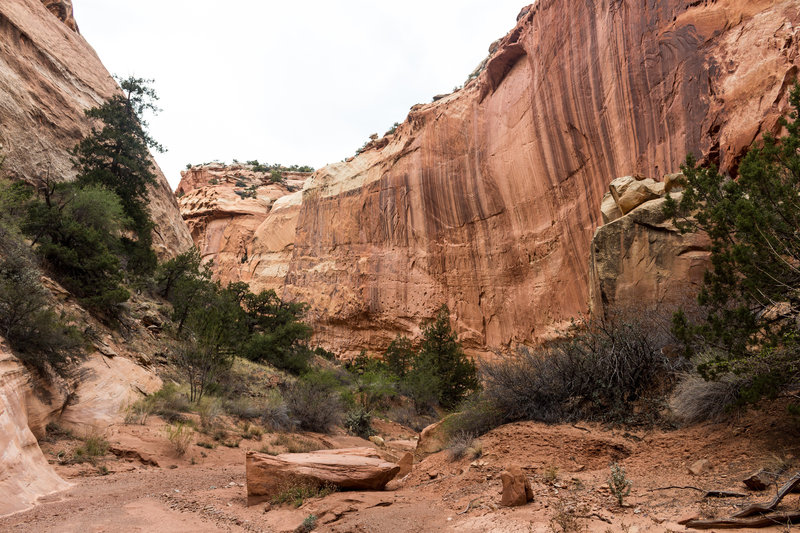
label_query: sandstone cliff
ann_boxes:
[177,164,311,287]
[0,0,192,257]
[182,0,799,357]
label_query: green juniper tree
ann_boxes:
[665,81,800,404]
[73,76,164,275]
[418,305,480,409]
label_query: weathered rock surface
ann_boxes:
[183,0,800,357]
[589,185,711,319]
[40,0,77,32]
[0,0,192,258]
[177,164,311,288]
[500,466,533,507]
[0,341,70,517]
[245,449,401,505]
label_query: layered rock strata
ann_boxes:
[183,0,799,357]
[177,164,310,288]
[0,0,193,257]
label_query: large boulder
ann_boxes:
[589,196,710,318]
[617,179,665,214]
[246,449,401,506]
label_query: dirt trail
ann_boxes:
[1,405,799,533]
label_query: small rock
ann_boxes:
[688,459,709,476]
[369,435,385,447]
[743,470,771,491]
[500,466,533,507]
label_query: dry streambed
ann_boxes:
[1,406,798,533]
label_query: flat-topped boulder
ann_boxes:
[246,448,401,505]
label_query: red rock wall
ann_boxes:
[188,0,800,357]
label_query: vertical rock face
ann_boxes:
[0,0,193,257]
[184,0,799,357]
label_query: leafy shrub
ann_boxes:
[0,239,83,374]
[23,182,131,314]
[344,407,375,439]
[284,380,343,433]
[664,82,800,409]
[608,463,632,506]
[208,178,219,185]
[165,422,194,456]
[296,514,318,533]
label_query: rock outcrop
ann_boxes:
[246,449,401,505]
[177,164,310,288]
[182,0,800,357]
[589,175,711,320]
[0,341,70,517]
[0,0,193,257]
[40,0,77,32]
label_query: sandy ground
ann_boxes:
[1,404,799,533]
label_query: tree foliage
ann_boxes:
[22,178,130,314]
[73,76,163,274]
[665,81,800,400]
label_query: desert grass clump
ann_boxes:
[274,433,323,454]
[261,389,295,432]
[447,431,482,461]
[271,478,336,507]
[148,383,192,422]
[240,421,264,440]
[165,421,194,456]
[669,368,746,424]
[72,434,110,464]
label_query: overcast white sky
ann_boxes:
[73,1,528,188]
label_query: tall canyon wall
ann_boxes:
[182,0,800,357]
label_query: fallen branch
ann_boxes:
[648,485,704,492]
[457,498,480,515]
[703,490,747,498]
[684,511,800,529]
[733,472,800,518]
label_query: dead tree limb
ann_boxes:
[733,472,800,518]
[684,511,800,529]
